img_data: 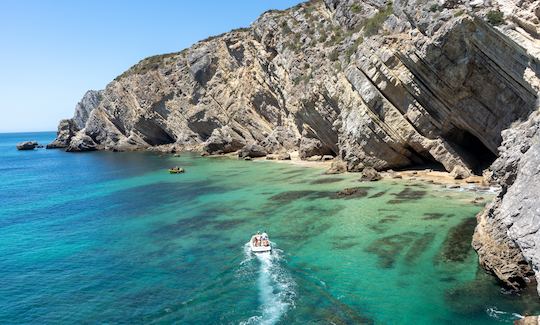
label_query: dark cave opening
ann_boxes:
[393,147,447,172]
[444,128,498,175]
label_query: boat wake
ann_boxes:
[486,306,523,322]
[240,243,296,325]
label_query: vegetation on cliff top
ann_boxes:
[114,52,180,81]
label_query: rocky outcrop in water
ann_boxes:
[51,0,540,295]
[47,90,103,149]
[16,141,38,150]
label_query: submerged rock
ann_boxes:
[336,187,369,199]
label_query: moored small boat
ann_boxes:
[250,232,271,253]
[168,167,185,174]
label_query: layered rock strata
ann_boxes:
[50,0,540,295]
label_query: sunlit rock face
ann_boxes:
[50,0,540,294]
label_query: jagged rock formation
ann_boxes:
[47,90,102,149]
[473,111,540,293]
[50,0,540,294]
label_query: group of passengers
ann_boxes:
[252,231,269,247]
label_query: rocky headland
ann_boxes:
[50,0,540,297]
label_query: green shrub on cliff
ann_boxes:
[114,52,179,81]
[281,21,292,34]
[363,2,393,37]
[486,10,504,26]
[429,4,440,12]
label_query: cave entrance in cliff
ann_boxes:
[395,148,447,172]
[444,128,498,175]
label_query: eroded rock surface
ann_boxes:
[473,112,540,293]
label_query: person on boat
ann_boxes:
[261,231,269,246]
[255,231,261,247]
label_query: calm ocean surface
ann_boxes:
[1,132,539,324]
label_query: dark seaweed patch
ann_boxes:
[368,215,399,233]
[387,187,427,204]
[367,224,388,234]
[369,190,387,198]
[404,232,436,265]
[422,213,447,220]
[335,187,371,199]
[365,231,418,268]
[331,241,360,250]
[331,235,357,241]
[380,215,399,223]
[436,217,477,263]
[269,190,318,204]
[310,177,344,185]
[302,204,344,217]
[281,169,308,175]
[268,189,366,204]
[279,220,333,243]
[440,276,457,283]
[210,218,247,230]
[150,207,227,238]
[310,191,338,200]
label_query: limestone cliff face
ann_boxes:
[51,0,540,294]
[473,111,540,293]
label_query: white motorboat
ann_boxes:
[250,232,271,253]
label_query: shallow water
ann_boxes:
[1,132,539,324]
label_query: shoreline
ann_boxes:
[204,150,495,191]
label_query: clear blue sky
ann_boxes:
[0,0,302,133]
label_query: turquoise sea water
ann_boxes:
[1,132,539,324]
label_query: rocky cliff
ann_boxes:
[51,0,540,294]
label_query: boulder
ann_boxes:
[259,127,299,152]
[451,166,471,180]
[359,167,382,181]
[299,137,330,159]
[16,141,38,150]
[238,143,268,158]
[66,134,97,152]
[321,155,334,161]
[277,152,291,160]
[202,126,246,154]
[325,160,347,174]
[306,155,322,161]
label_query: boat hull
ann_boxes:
[250,244,271,253]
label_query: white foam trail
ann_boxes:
[240,245,296,325]
[486,306,523,322]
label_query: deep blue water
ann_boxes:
[1,132,539,324]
